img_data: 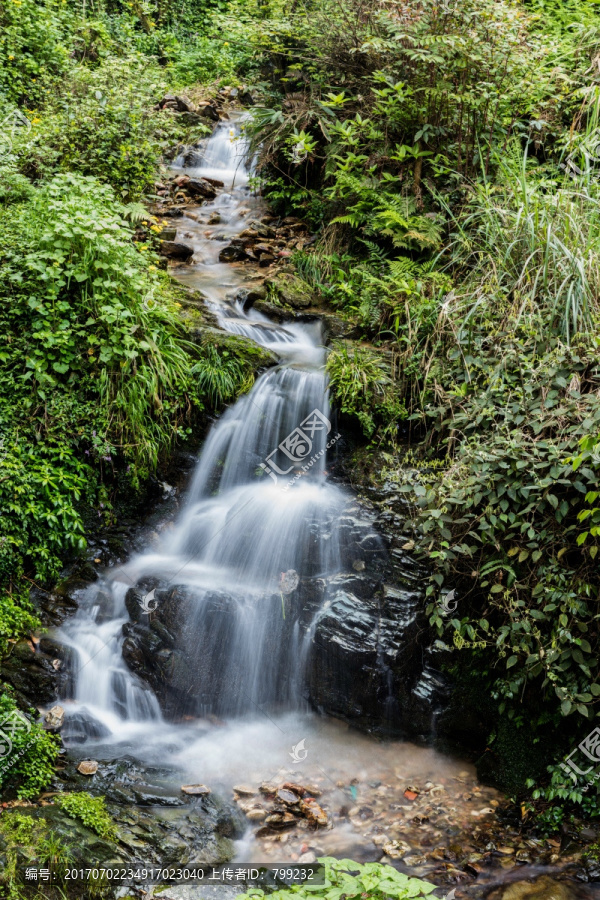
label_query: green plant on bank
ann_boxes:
[237,858,437,900]
[0,811,80,899]
[1,172,194,473]
[0,695,59,799]
[192,344,253,406]
[437,145,600,345]
[55,792,117,841]
[326,345,406,438]
[243,0,600,813]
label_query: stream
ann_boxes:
[47,117,599,897]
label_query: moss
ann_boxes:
[265,272,314,309]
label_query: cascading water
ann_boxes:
[55,116,355,734]
[46,117,511,876]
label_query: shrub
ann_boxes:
[0,0,70,105]
[0,695,60,799]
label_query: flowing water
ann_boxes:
[49,119,583,888]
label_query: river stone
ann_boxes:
[219,244,247,262]
[491,877,578,900]
[160,240,194,260]
[186,177,217,200]
[182,784,211,795]
[77,759,98,775]
[265,272,313,309]
[44,705,65,729]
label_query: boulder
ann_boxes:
[265,272,313,309]
[179,111,205,126]
[197,103,219,121]
[219,244,247,263]
[159,240,194,261]
[186,178,217,200]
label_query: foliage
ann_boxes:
[438,147,600,344]
[13,58,193,200]
[0,0,70,105]
[1,172,194,472]
[192,344,252,407]
[242,0,600,811]
[56,792,117,841]
[237,857,437,900]
[0,695,60,799]
[0,811,77,899]
[326,345,405,438]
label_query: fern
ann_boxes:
[122,201,149,224]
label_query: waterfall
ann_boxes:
[54,115,364,738]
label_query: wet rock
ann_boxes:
[246,808,266,821]
[260,782,278,795]
[282,782,307,797]
[182,784,211,796]
[490,877,578,900]
[179,111,205,126]
[382,839,411,859]
[306,576,429,735]
[234,285,268,309]
[1,639,59,705]
[160,240,194,261]
[219,244,247,262]
[197,103,219,121]
[265,811,297,829]
[277,788,301,806]
[77,759,99,776]
[299,798,328,827]
[259,253,276,267]
[159,94,194,112]
[61,709,111,745]
[233,785,256,797]
[186,177,218,200]
[44,705,65,730]
[265,272,313,309]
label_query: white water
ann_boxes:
[54,118,354,735]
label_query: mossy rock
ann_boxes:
[200,327,278,371]
[265,272,313,309]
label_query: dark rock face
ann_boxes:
[305,557,438,737]
[119,504,440,739]
[219,242,247,262]
[0,640,64,707]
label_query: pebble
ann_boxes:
[77,760,98,776]
[233,784,256,796]
[181,784,210,795]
